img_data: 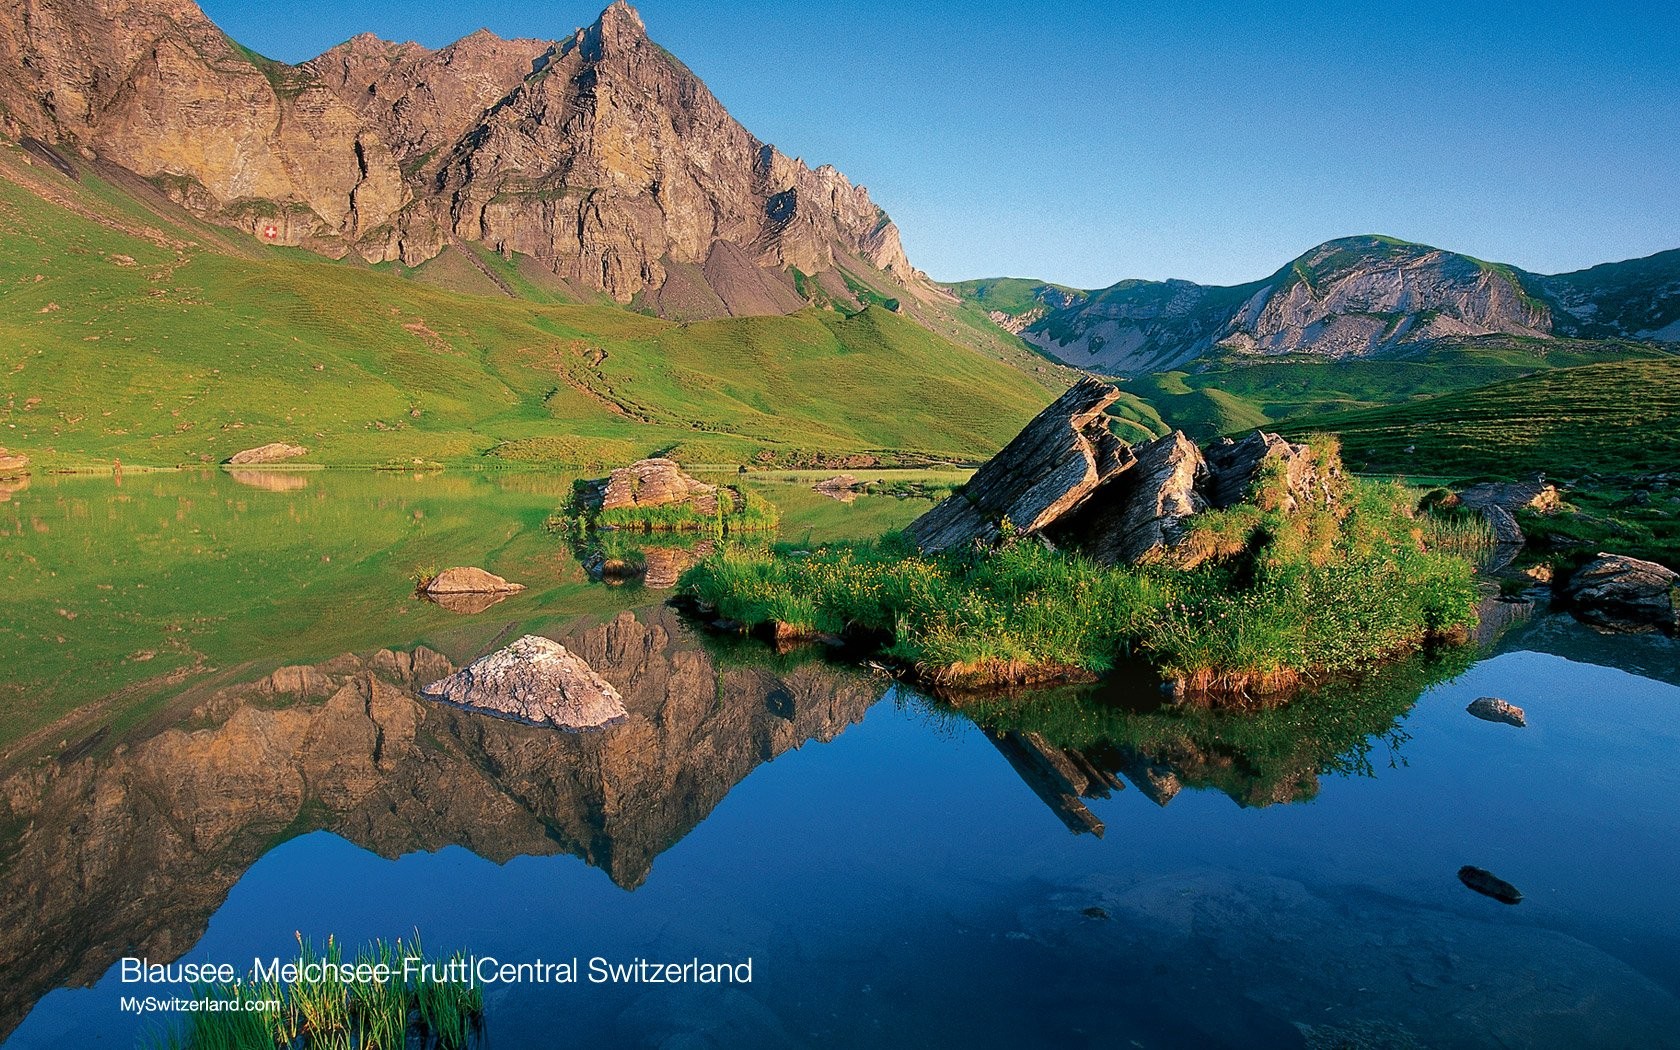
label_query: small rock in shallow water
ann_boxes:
[1467,697,1526,727]
[424,566,525,595]
[1458,866,1523,904]
[1082,906,1110,921]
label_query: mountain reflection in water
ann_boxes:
[0,607,883,1039]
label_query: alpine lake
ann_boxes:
[1,467,1677,1049]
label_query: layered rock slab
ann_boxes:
[908,377,1134,551]
[1563,554,1679,634]
[602,458,720,515]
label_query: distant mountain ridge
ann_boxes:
[0,0,924,316]
[956,237,1680,374]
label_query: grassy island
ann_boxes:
[681,465,1482,695]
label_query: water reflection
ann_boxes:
[226,468,309,492]
[0,606,884,1039]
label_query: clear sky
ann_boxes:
[200,0,1679,289]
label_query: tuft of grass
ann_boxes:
[146,933,485,1050]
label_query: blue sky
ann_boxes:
[201,0,1679,289]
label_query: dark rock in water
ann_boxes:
[1081,906,1110,921]
[1562,553,1680,634]
[1459,865,1523,904]
[1050,430,1209,567]
[908,377,1133,551]
[422,635,628,730]
[1467,696,1527,727]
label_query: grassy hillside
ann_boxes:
[0,145,1054,471]
[1287,359,1680,479]
[1109,339,1673,443]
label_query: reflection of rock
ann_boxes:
[422,636,628,730]
[0,474,28,502]
[602,458,719,514]
[985,730,1121,836]
[813,474,860,503]
[642,543,709,589]
[0,447,29,478]
[1563,553,1679,634]
[227,469,308,492]
[226,443,308,465]
[1458,865,1524,904]
[424,566,525,595]
[0,607,883,1038]
[423,591,512,615]
[1467,696,1526,727]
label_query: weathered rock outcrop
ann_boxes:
[423,635,627,730]
[907,378,1132,551]
[1457,480,1562,516]
[226,442,307,465]
[0,447,27,477]
[423,566,525,595]
[601,457,719,515]
[1050,431,1209,567]
[908,380,1339,569]
[1563,554,1680,634]
[0,0,926,309]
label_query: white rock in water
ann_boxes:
[422,636,627,730]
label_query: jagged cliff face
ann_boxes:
[0,607,884,1039]
[1010,236,1663,374]
[0,0,918,308]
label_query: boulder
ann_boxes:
[227,443,308,465]
[1200,431,1325,512]
[1480,504,1525,547]
[1563,554,1679,634]
[0,447,29,478]
[602,458,719,514]
[1458,479,1561,516]
[813,474,861,503]
[908,377,1134,551]
[421,635,627,730]
[1467,696,1526,727]
[1050,430,1210,567]
[424,567,526,595]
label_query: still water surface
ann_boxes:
[2,471,1676,1048]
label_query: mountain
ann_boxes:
[962,236,1680,374]
[0,0,925,317]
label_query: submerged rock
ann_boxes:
[602,457,719,514]
[424,567,526,596]
[1467,696,1527,727]
[1563,553,1679,634]
[1458,865,1524,904]
[422,635,627,730]
[226,442,308,465]
[908,377,1133,551]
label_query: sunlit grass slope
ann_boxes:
[0,148,1050,470]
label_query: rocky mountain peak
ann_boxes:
[0,0,920,316]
